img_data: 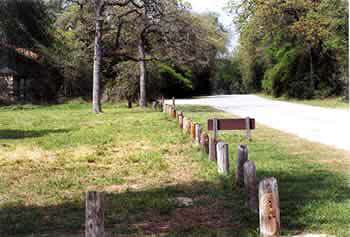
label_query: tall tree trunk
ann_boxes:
[138,41,147,107]
[309,43,314,95]
[93,1,103,113]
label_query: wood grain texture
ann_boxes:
[208,118,256,131]
[236,144,248,188]
[191,122,196,140]
[195,123,202,145]
[259,178,280,237]
[244,160,258,212]
[217,142,230,175]
[178,115,184,129]
[200,132,209,154]
[209,136,217,161]
[86,191,104,237]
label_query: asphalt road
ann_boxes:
[172,95,350,151]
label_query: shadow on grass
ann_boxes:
[0,129,71,139]
[0,169,349,237]
[0,181,255,237]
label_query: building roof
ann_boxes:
[0,42,40,61]
[0,66,17,75]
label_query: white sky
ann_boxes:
[187,0,238,50]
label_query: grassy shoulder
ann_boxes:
[0,103,349,236]
[0,103,252,236]
[256,93,349,109]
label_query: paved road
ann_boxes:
[172,95,350,151]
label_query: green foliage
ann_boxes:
[212,57,245,94]
[263,47,299,97]
[232,0,349,99]
[158,63,193,90]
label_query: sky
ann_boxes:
[187,0,238,50]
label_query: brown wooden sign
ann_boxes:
[208,118,255,131]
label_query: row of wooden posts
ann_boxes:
[161,98,281,237]
[84,98,280,237]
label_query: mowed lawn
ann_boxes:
[0,103,349,236]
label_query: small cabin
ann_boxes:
[0,43,39,104]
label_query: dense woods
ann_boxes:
[228,0,349,100]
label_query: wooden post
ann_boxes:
[172,109,177,119]
[176,111,180,119]
[209,136,217,161]
[86,191,104,237]
[244,160,258,212]
[213,118,218,140]
[179,114,184,129]
[152,101,158,111]
[200,132,209,154]
[259,178,280,237]
[187,119,192,135]
[217,142,230,175]
[195,123,202,145]
[236,144,248,188]
[168,106,172,117]
[161,96,165,112]
[245,117,252,140]
[172,97,176,108]
[183,117,188,134]
[191,122,196,140]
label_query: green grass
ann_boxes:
[257,93,349,109]
[0,103,349,236]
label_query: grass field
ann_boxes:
[256,93,349,109]
[0,103,349,236]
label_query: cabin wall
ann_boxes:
[0,75,16,103]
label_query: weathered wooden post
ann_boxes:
[167,105,171,116]
[176,111,180,120]
[259,178,280,237]
[183,117,188,134]
[200,132,209,154]
[208,118,218,161]
[209,136,217,161]
[172,97,176,108]
[244,160,258,212]
[191,122,196,140]
[152,101,158,111]
[172,108,177,118]
[217,142,230,175]
[86,191,104,237]
[245,117,252,140]
[213,118,218,140]
[170,106,174,117]
[161,97,165,112]
[167,105,171,115]
[236,144,248,188]
[179,114,184,129]
[187,119,192,135]
[195,123,202,145]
